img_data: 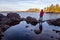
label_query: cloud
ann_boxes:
[0,0,60,11]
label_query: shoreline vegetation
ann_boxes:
[0,4,60,13]
[19,4,60,13]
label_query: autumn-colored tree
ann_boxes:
[44,4,60,13]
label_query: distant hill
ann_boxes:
[26,8,40,12]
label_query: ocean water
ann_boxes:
[1,12,60,40]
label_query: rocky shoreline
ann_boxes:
[0,13,21,40]
[47,18,60,26]
[0,12,60,40]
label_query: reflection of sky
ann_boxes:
[0,0,60,11]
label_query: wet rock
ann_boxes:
[25,16,38,26]
[34,30,41,35]
[20,18,25,21]
[25,16,32,24]
[0,13,22,40]
[0,27,3,40]
[30,18,38,26]
[47,18,60,26]
[0,24,9,40]
[25,26,29,28]
[34,24,42,35]
[7,13,21,26]
[0,29,3,40]
[53,30,60,33]
[51,36,53,38]
[0,24,9,32]
[31,29,33,31]
[0,14,11,26]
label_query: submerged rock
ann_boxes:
[34,30,41,35]
[34,24,42,35]
[53,30,60,33]
[47,18,60,26]
[25,16,38,26]
[25,26,29,28]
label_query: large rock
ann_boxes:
[0,14,11,25]
[0,24,9,32]
[0,24,9,40]
[25,16,38,26]
[47,18,60,26]
[30,18,38,26]
[25,16,33,24]
[0,13,21,40]
[7,13,21,26]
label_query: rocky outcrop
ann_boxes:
[25,16,38,26]
[7,13,21,26]
[0,17,11,26]
[47,18,60,26]
[0,13,21,40]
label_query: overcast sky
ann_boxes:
[0,0,60,11]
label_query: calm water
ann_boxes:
[2,12,60,40]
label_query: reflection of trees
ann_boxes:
[44,4,60,13]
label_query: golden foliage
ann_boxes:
[26,8,40,12]
[44,4,60,13]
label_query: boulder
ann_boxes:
[7,13,21,26]
[30,18,38,26]
[25,16,32,24]
[0,14,11,25]
[25,16,38,26]
[0,13,21,40]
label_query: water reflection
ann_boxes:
[1,12,60,40]
[34,21,42,35]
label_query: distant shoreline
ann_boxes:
[0,11,60,14]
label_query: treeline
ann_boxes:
[26,8,40,12]
[44,4,60,13]
[25,4,60,13]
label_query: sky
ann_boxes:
[0,0,60,11]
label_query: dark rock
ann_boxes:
[25,26,29,28]
[25,16,38,26]
[25,16,33,24]
[0,24,9,32]
[0,14,11,25]
[7,13,21,26]
[53,30,60,33]
[47,18,60,26]
[34,24,42,35]
[30,18,38,26]
[51,36,53,38]
[34,30,41,35]
[0,13,22,40]
[20,18,25,21]
[0,26,4,40]
[31,29,33,31]
[0,24,9,40]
